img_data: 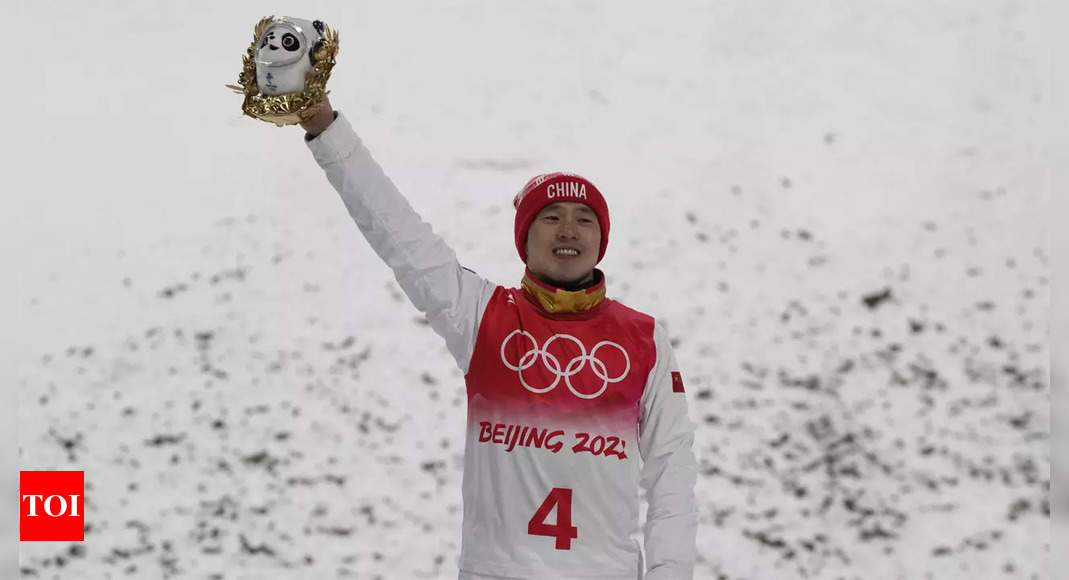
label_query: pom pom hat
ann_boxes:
[513,172,610,264]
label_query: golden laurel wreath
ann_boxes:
[226,16,339,126]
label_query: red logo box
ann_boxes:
[20,471,84,541]
[671,371,686,393]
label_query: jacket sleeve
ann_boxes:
[304,112,496,374]
[638,320,698,579]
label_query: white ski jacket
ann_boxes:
[305,112,697,580]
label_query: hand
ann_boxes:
[299,96,335,137]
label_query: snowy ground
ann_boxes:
[9,1,1051,578]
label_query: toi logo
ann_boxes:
[20,471,84,541]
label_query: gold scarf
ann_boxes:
[520,269,606,314]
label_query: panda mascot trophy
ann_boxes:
[228,16,338,126]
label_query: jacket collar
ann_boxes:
[520,268,606,314]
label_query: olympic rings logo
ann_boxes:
[500,330,630,399]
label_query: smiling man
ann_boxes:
[523,200,600,288]
[298,100,697,580]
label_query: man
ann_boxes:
[298,99,697,579]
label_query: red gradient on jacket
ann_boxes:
[466,287,655,430]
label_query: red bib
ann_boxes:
[465,287,656,434]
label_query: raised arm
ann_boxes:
[302,104,496,373]
[638,320,698,579]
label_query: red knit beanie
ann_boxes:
[512,172,610,264]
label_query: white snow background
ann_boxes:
[7,0,1051,579]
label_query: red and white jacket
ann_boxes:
[306,113,697,580]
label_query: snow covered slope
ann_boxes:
[10,1,1049,578]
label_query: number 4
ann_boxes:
[527,487,578,550]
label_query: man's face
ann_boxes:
[525,202,601,286]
